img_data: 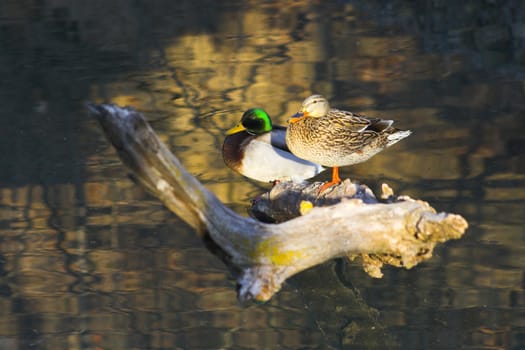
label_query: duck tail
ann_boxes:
[386,129,412,147]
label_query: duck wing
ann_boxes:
[322,110,398,152]
[328,109,372,132]
[361,116,394,132]
[331,109,394,133]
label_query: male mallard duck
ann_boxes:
[223,108,325,183]
[286,94,412,192]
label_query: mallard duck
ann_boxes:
[286,94,412,192]
[223,108,325,183]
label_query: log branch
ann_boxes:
[88,104,468,302]
[249,181,466,278]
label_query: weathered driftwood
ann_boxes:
[89,103,468,303]
[249,180,462,278]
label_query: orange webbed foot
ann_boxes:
[317,180,340,195]
[317,166,342,195]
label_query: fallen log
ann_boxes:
[88,103,468,303]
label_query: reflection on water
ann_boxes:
[1,0,524,349]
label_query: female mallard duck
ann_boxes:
[286,94,412,192]
[223,108,325,183]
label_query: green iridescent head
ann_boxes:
[225,108,273,135]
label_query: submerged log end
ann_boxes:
[237,266,289,303]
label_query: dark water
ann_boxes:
[1,1,524,349]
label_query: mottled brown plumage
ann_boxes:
[286,95,411,191]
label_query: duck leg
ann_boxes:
[318,167,341,194]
